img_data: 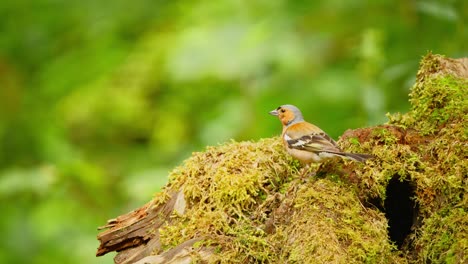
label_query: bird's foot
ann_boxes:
[298,165,316,182]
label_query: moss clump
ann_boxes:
[271,180,399,263]
[417,207,467,263]
[156,138,402,263]
[337,53,467,263]
[131,53,466,263]
[159,138,295,262]
[167,139,295,216]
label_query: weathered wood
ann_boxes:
[133,238,213,264]
[96,190,187,264]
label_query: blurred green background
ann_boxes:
[0,0,466,263]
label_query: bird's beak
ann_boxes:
[269,109,279,116]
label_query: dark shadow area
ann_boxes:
[384,177,417,249]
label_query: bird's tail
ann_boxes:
[340,152,374,162]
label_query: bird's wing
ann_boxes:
[286,132,342,153]
[284,122,341,153]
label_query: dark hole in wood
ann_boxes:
[384,176,417,249]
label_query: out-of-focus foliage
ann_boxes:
[0,0,466,263]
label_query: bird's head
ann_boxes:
[269,104,304,126]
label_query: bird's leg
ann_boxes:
[298,163,316,180]
[298,166,307,178]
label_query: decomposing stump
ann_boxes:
[97,54,467,264]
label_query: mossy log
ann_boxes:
[96,54,467,264]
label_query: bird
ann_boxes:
[269,104,372,164]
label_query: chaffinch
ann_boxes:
[269,104,372,164]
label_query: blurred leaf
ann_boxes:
[417,1,458,21]
[0,166,57,198]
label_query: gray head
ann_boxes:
[269,104,305,126]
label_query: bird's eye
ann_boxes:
[280,109,286,113]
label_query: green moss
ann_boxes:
[347,137,361,146]
[155,137,402,263]
[159,138,295,262]
[390,53,467,135]
[149,54,466,263]
[168,138,294,213]
[271,179,400,263]
[417,207,467,263]
[406,76,466,134]
[340,54,467,263]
